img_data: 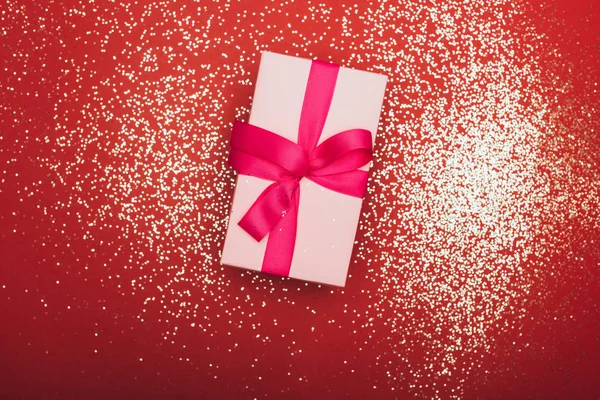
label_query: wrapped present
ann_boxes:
[221,51,387,287]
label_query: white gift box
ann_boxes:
[221,51,387,287]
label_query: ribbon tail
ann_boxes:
[238,179,299,242]
[261,188,300,277]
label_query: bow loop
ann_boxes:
[308,129,372,176]
[230,121,309,179]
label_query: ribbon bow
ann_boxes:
[228,60,373,277]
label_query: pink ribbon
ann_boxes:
[228,60,373,277]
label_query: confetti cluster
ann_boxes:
[1,0,599,398]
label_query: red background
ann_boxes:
[1,0,599,398]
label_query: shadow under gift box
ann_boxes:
[221,51,387,287]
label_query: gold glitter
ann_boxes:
[2,0,599,398]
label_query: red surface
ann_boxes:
[1,0,599,398]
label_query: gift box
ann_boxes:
[221,51,387,287]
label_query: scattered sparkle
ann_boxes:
[1,0,598,399]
